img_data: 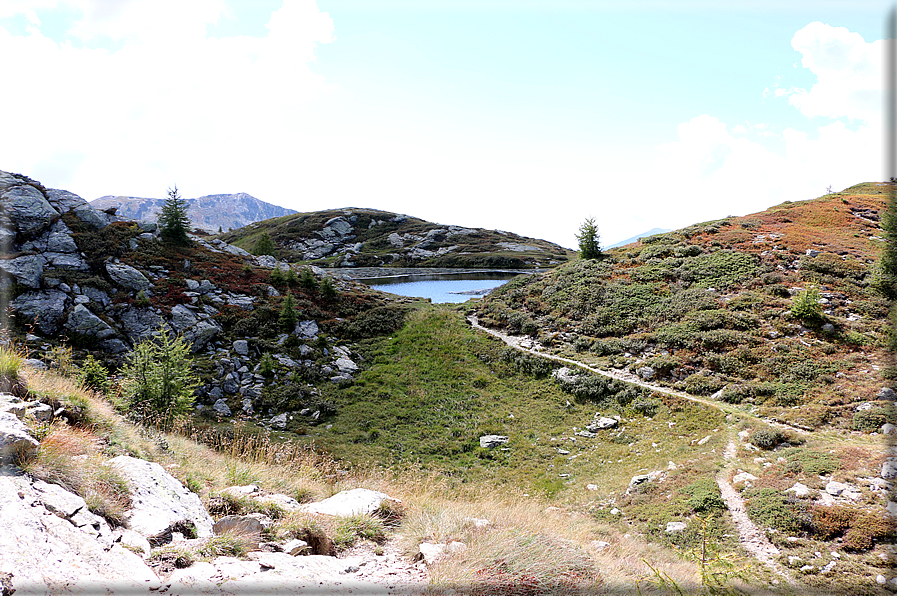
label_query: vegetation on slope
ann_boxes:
[476,184,893,430]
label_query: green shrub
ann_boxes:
[682,478,725,513]
[851,408,890,432]
[745,488,808,534]
[119,325,199,424]
[748,428,786,450]
[78,355,111,395]
[683,373,725,396]
[790,286,824,325]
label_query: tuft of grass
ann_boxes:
[272,513,334,555]
[0,344,27,396]
[431,527,601,594]
[333,514,387,550]
[196,529,255,559]
[149,545,195,569]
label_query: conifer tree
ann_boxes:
[279,292,297,329]
[576,217,602,260]
[158,186,191,246]
[253,232,276,256]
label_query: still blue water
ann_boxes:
[363,272,521,304]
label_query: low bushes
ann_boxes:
[744,488,808,534]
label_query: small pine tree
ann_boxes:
[120,325,199,424]
[279,292,298,329]
[270,268,285,286]
[285,268,297,287]
[299,268,318,292]
[253,232,276,256]
[790,286,824,325]
[158,186,191,246]
[576,217,601,260]
[320,276,338,302]
[78,355,111,395]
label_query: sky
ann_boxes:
[0,0,892,248]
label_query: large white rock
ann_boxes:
[0,474,160,594]
[108,456,213,539]
[298,488,398,517]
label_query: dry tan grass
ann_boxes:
[14,362,716,594]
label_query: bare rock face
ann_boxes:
[9,290,70,335]
[0,472,160,595]
[108,456,213,541]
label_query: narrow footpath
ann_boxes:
[467,314,797,583]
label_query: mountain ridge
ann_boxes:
[90,193,297,233]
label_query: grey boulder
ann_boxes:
[106,262,152,291]
[10,289,69,334]
[65,304,117,340]
[1,184,57,235]
[0,254,43,288]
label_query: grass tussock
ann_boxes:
[0,344,28,397]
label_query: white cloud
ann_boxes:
[641,21,883,237]
[0,0,334,198]
[786,21,882,122]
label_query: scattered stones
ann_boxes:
[879,387,896,401]
[733,471,758,485]
[232,340,249,356]
[665,522,687,533]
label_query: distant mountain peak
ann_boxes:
[90,193,296,233]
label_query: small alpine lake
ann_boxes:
[342,268,535,303]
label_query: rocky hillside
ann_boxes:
[218,207,575,269]
[0,170,413,430]
[91,193,297,233]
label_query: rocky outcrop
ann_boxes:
[0,471,160,595]
[108,456,214,541]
